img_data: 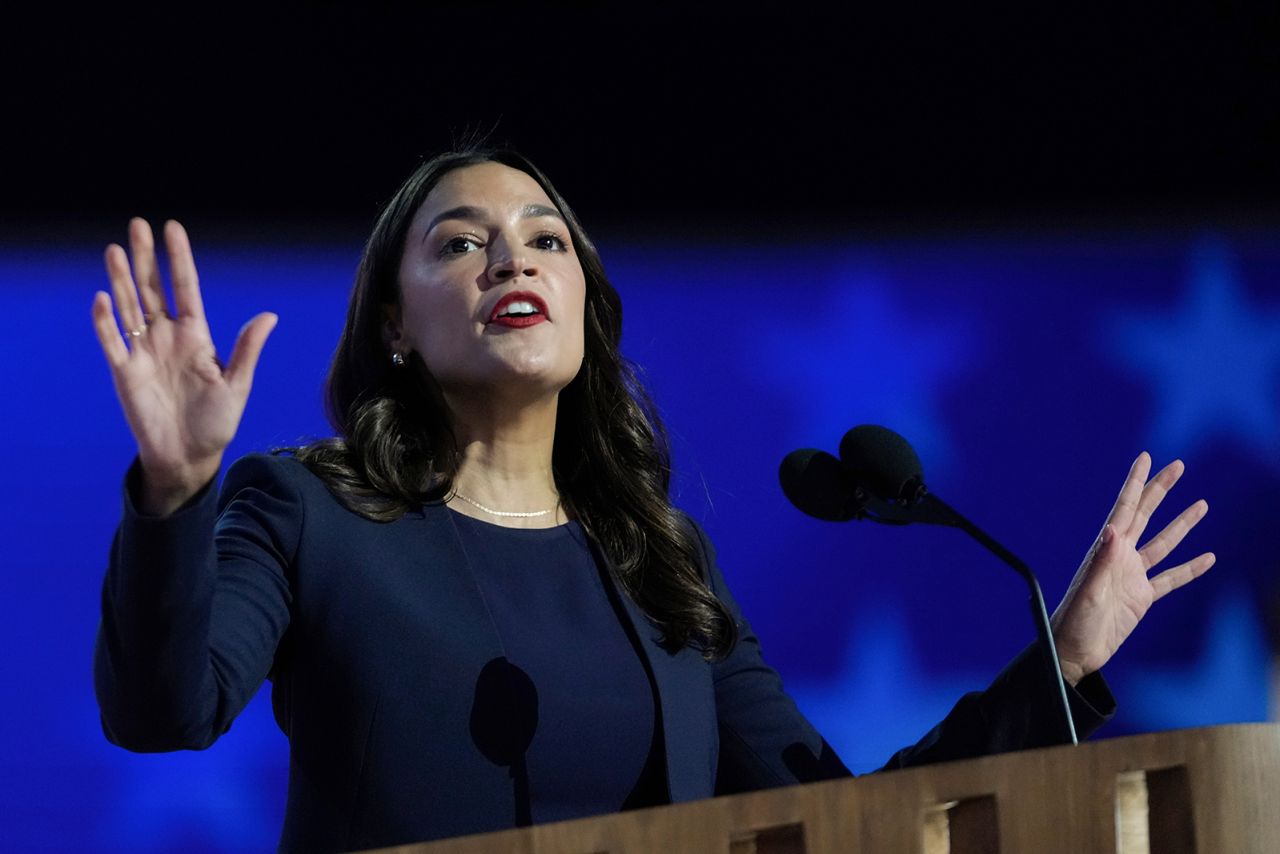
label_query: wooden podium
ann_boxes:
[365,724,1280,853]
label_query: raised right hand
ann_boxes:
[92,218,277,515]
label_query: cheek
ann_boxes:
[570,291,588,355]
[401,286,472,349]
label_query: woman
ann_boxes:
[91,149,1215,852]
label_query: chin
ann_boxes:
[434,349,582,401]
[479,361,579,398]
[498,348,580,379]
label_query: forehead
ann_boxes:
[416,162,555,221]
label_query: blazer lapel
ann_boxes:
[585,536,718,803]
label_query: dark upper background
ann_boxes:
[3,5,1277,237]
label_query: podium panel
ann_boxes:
[363,724,1280,854]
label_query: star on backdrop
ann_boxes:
[1106,238,1280,464]
[787,592,1271,774]
[759,269,978,479]
[785,606,987,773]
[1124,588,1271,729]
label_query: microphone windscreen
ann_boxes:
[838,425,924,502]
[779,448,856,521]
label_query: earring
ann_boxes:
[391,352,405,366]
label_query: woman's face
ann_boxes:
[390,162,587,404]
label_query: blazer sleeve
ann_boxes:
[696,520,853,794]
[93,453,302,752]
[690,519,1116,794]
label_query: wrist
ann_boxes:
[137,456,220,516]
[1057,656,1086,688]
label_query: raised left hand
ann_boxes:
[1050,452,1215,686]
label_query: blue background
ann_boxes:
[2,225,1277,851]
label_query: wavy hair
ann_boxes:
[282,149,736,660]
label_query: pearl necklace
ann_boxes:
[453,492,556,518]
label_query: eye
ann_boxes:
[439,235,482,257]
[532,232,568,252]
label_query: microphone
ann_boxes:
[779,448,912,525]
[778,449,859,522]
[838,424,926,505]
[782,424,1079,746]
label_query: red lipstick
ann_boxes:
[487,291,550,327]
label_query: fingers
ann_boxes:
[1140,498,1209,569]
[164,220,207,324]
[1104,452,1152,534]
[1127,458,1185,541]
[224,312,279,397]
[128,217,170,321]
[104,242,147,342]
[91,290,130,370]
[1149,551,1217,602]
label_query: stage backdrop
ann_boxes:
[1,224,1276,851]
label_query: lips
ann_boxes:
[487,290,550,324]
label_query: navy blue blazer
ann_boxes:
[95,453,1113,852]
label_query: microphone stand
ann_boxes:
[865,489,1079,746]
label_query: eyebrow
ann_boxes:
[422,203,565,239]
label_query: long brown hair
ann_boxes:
[282,148,736,660]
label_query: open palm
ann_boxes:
[1050,453,1215,685]
[92,219,276,511]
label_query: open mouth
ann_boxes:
[488,291,550,325]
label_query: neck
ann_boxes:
[443,389,567,529]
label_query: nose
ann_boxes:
[486,242,538,283]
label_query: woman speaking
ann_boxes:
[91,149,1215,852]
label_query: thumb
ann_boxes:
[224,312,279,397]
[1091,523,1119,563]
[1083,523,1115,566]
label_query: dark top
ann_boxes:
[447,510,665,821]
[94,453,1116,853]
